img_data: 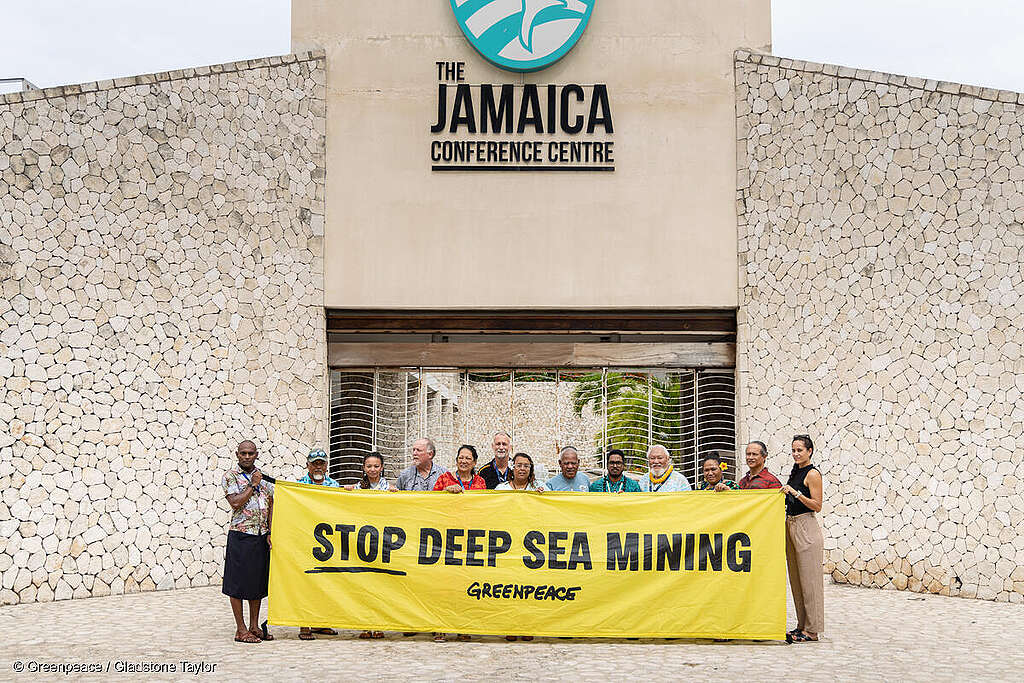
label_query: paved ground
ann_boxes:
[0,580,1021,681]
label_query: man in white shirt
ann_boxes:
[637,444,692,492]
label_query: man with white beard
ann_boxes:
[295,448,340,640]
[637,444,692,492]
[298,448,341,488]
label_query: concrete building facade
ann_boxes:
[1,2,1021,606]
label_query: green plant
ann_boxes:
[570,372,689,471]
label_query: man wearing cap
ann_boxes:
[298,448,341,488]
[296,448,340,640]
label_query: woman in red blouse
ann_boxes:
[432,444,485,642]
[433,444,487,494]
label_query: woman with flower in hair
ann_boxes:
[699,453,739,490]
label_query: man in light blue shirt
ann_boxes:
[637,444,692,492]
[296,448,340,640]
[545,446,591,492]
[297,448,341,487]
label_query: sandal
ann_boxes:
[298,629,315,641]
[786,627,802,637]
[456,634,471,641]
[505,635,518,641]
[312,628,338,635]
[260,621,274,641]
[372,631,385,639]
[788,631,818,643]
[359,631,373,639]
[433,632,447,642]
[234,631,261,643]
[520,635,534,641]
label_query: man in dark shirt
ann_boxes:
[478,431,513,489]
[737,440,782,489]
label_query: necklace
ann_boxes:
[649,465,673,488]
[604,477,624,493]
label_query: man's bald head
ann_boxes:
[236,440,257,470]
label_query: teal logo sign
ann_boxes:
[450,0,597,72]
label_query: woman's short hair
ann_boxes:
[701,454,723,467]
[457,444,479,475]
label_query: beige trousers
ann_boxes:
[786,512,825,635]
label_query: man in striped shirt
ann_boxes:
[737,441,782,489]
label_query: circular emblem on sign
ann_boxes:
[450,0,596,73]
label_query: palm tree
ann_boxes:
[570,372,690,471]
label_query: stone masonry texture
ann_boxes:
[735,50,1024,601]
[0,53,327,605]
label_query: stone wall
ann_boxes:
[458,378,603,478]
[736,51,1024,601]
[0,53,327,604]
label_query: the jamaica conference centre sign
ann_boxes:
[430,0,614,171]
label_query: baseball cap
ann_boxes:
[307,448,328,462]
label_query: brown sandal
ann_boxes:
[359,631,373,639]
[234,631,261,643]
[299,629,315,641]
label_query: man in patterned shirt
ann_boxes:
[737,441,783,489]
[700,453,740,491]
[222,440,274,643]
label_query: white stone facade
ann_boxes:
[0,54,327,604]
[736,51,1024,601]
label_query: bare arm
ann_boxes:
[799,469,823,512]
[225,471,262,510]
[225,484,255,510]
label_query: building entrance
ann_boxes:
[329,367,736,487]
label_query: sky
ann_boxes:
[2,1,1024,93]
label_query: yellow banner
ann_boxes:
[268,482,786,639]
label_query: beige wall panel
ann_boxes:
[295,0,770,309]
